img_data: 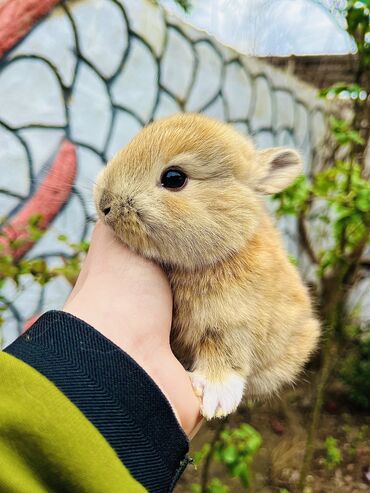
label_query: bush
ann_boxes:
[340,336,370,410]
[192,422,262,491]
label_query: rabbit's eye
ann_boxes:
[161,168,188,191]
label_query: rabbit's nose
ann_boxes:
[99,191,112,216]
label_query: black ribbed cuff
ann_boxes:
[4,310,189,493]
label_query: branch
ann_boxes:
[201,418,227,492]
[298,212,319,265]
[343,231,370,287]
[360,256,370,269]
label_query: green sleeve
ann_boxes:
[0,352,146,493]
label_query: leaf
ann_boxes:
[355,194,370,212]
[245,433,263,453]
[230,461,248,478]
[207,478,229,493]
[324,436,342,469]
[288,255,299,266]
[221,445,238,464]
[193,443,210,466]
[28,213,43,227]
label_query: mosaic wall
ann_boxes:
[0,0,330,345]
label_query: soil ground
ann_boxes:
[175,381,370,493]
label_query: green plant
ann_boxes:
[340,335,370,409]
[192,478,229,493]
[193,422,262,492]
[323,436,342,470]
[341,423,369,459]
[272,2,370,488]
[0,215,88,334]
[274,153,370,278]
[273,128,369,488]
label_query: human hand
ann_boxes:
[63,220,202,437]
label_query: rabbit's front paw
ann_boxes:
[189,371,245,419]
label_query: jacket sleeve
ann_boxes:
[1,310,189,493]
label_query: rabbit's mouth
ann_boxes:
[98,199,161,261]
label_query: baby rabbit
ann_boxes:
[95,113,320,419]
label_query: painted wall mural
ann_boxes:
[0,0,329,345]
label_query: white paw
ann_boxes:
[189,371,245,420]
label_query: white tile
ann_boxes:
[11,5,76,87]
[27,193,86,258]
[0,279,17,304]
[0,193,20,219]
[277,215,299,258]
[0,58,66,127]
[251,76,273,131]
[112,38,158,122]
[121,0,165,57]
[42,275,72,312]
[274,90,295,130]
[347,278,370,325]
[224,62,251,120]
[232,121,249,136]
[12,275,43,320]
[85,220,96,242]
[75,146,105,216]
[68,0,128,78]
[310,109,327,147]
[161,28,195,100]
[69,63,111,151]
[298,139,313,174]
[202,96,225,120]
[154,91,181,119]
[276,129,296,148]
[186,42,222,111]
[0,126,30,197]
[52,192,87,245]
[106,110,143,159]
[253,130,275,149]
[294,102,309,145]
[164,11,206,41]
[1,312,20,348]
[18,128,64,177]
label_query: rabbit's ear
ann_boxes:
[254,148,303,194]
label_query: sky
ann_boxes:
[161,0,356,56]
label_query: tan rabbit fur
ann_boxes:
[94,113,320,419]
